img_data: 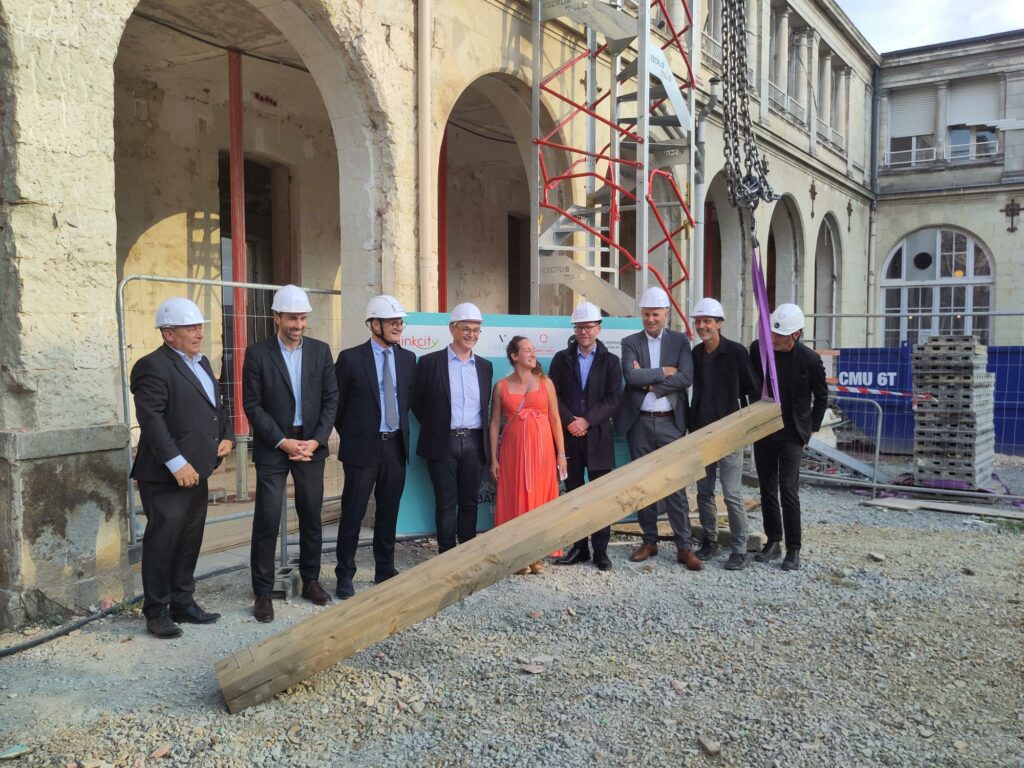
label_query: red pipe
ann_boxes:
[228,50,249,438]
[437,128,448,312]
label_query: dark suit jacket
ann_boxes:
[130,344,232,483]
[411,347,493,463]
[749,338,829,444]
[242,335,339,466]
[616,327,693,435]
[549,338,622,470]
[691,335,758,429]
[335,339,416,466]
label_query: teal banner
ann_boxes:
[395,312,642,536]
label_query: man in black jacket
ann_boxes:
[242,285,339,623]
[334,295,416,598]
[549,302,623,571]
[690,298,758,570]
[411,302,493,554]
[130,297,233,638]
[749,303,828,571]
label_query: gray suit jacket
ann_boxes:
[616,328,693,435]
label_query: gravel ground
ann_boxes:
[1,482,1022,768]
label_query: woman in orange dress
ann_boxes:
[488,336,568,574]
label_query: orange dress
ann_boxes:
[494,378,559,526]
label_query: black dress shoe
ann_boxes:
[593,550,613,571]
[375,570,399,585]
[301,580,332,606]
[780,549,801,571]
[336,577,355,600]
[754,541,782,562]
[696,539,720,561]
[146,610,182,639]
[724,552,749,571]
[254,595,274,623]
[171,604,220,624]
[555,546,591,565]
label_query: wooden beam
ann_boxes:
[216,401,782,712]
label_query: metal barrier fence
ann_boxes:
[116,275,346,563]
[795,311,1024,506]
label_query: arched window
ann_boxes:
[880,227,994,346]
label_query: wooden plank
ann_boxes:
[862,497,1024,522]
[215,401,783,712]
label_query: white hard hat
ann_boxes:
[770,303,805,335]
[639,286,670,309]
[154,297,205,328]
[450,302,483,323]
[365,294,407,320]
[272,284,312,313]
[570,302,602,324]
[691,297,725,320]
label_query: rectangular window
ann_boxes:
[884,288,902,347]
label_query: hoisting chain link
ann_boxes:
[721,0,776,220]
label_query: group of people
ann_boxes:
[130,284,826,639]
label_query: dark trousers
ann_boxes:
[426,430,484,553]
[753,432,804,550]
[627,414,692,548]
[250,459,326,596]
[138,479,209,619]
[564,433,611,552]
[336,435,406,582]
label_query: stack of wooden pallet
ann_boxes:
[912,335,995,488]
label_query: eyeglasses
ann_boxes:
[380,319,405,329]
[573,323,600,333]
[454,326,482,336]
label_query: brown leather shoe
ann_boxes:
[677,548,705,571]
[253,595,274,623]
[629,542,659,562]
[301,580,332,606]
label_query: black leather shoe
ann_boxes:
[336,577,355,600]
[754,541,782,562]
[724,552,749,571]
[696,539,720,561]
[375,570,399,585]
[301,580,332,606]
[555,545,591,565]
[593,550,612,571]
[146,610,182,639]
[253,595,274,623]
[781,549,801,571]
[171,604,220,624]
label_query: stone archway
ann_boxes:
[812,214,841,347]
[704,171,746,338]
[767,194,804,308]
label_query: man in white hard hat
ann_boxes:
[130,297,234,638]
[411,302,493,554]
[616,286,703,570]
[333,294,416,598]
[690,297,758,570]
[749,303,828,571]
[242,285,339,622]
[549,302,622,570]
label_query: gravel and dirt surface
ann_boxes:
[1,482,1022,767]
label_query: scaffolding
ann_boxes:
[531,0,698,328]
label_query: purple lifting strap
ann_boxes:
[751,249,780,402]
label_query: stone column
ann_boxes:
[837,65,850,164]
[793,32,807,110]
[774,8,789,96]
[935,81,949,160]
[759,0,772,122]
[820,52,833,138]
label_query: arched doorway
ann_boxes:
[812,214,841,348]
[766,194,803,308]
[704,171,746,337]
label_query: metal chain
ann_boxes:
[720,0,776,216]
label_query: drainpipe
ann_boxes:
[418,0,436,311]
[437,128,448,311]
[228,49,250,500]
[867,63,880,346]
[691,78,721,310]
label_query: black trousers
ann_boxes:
[426,430,484,553]
[336,435,406,582]
[138,479,209,619]
[565,433,611,552]
[753,432,804,550]
[250,459,326,596]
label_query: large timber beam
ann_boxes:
[216,401,782,712]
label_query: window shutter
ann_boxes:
[889,88,936,138]
[948,79,999,126]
